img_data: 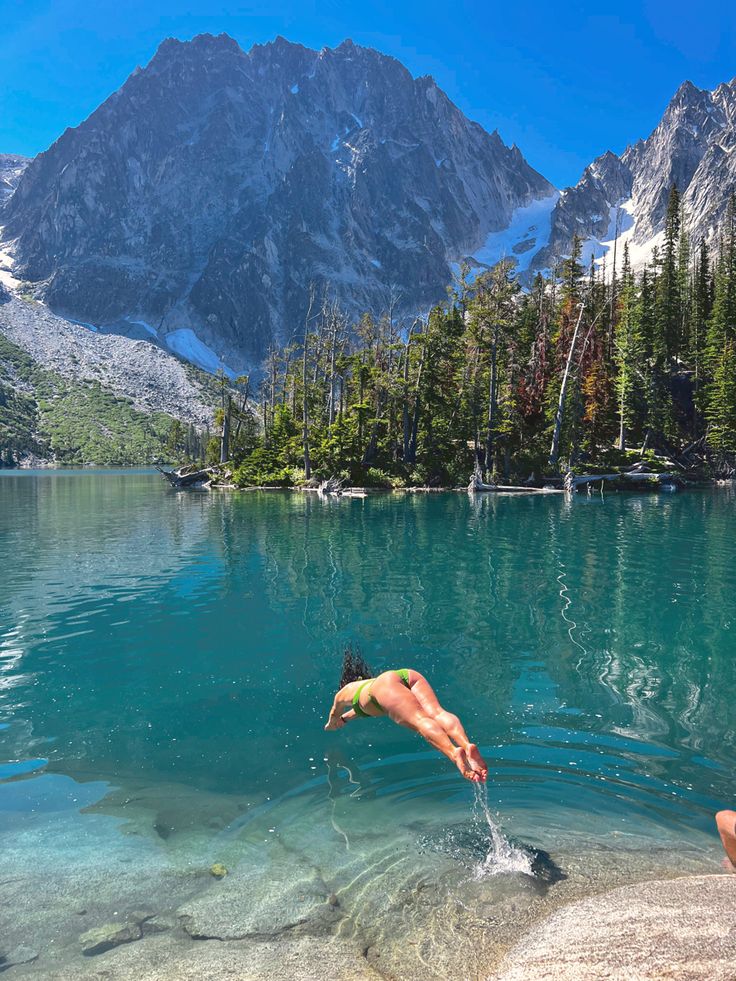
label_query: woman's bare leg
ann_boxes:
[716,810,736,870]
[410,675,488,780]
[378,687,480,781]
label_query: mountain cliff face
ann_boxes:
[528,77,736,276]
[0,154,29,201]
[1,33,552,368]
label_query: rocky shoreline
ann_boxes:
[3,866,731,980]
[0,766,726,981]
[491,873,736,981]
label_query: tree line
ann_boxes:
[205,188,736,487]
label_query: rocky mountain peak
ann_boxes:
[1,34,551,369]
[526,72,736,279]
[670,79,701,103]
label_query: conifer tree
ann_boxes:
[656,185,682,360]
[676,201,690,356]
[705,195,736,371]
[706,340,736,453]
[690,238,712,428]
[614,244,642,449]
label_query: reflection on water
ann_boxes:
[2,475,735,827]
[1,473,734,977]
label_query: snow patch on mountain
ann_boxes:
[0,235,21,291]
[166,328,235,378]
[576,201,665,273]
[470,192,560,274]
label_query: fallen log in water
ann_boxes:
[467,461,563,493]
[566,470,679,492]
[318,475,346,495]
[494,485,564,493]
[156,465,220,488]
[622,471,675,482]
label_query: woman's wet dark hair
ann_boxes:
[340,644,373,688]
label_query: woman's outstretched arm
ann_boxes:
[325,689,353,730]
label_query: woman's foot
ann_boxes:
[466,743,488,782]
[452,746,479,781]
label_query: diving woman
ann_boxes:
[324,647,488,782]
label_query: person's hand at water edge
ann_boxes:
[324,646,488,783]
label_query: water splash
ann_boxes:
[471,783,534,878]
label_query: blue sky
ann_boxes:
[1,0,736,188]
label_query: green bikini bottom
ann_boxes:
[352,668,410,718]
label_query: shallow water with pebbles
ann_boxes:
[1,473,733,979]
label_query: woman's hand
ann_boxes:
[324,716,345,731]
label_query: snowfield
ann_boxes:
[165,328,236,378]
[576,199,664,273]
[471,192,560,275]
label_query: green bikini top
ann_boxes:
[352,668,410,718]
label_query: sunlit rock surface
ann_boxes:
[491,874,736,981]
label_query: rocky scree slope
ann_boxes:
[1,33,553,369]
[0,294,218,465]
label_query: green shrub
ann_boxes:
[361,467,400,488]
[232,448,293,487]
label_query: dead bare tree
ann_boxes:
[549,298,586,467]
[302,285,317,479]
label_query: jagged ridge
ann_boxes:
[2,33,552,369]
[529,77,736,276]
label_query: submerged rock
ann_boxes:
[79,921,143,956]
[178,861,337,940]
[491,874,736,981]
[141,914,178,936]
[0,944,39,968]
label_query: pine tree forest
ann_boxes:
[210,189,736,489]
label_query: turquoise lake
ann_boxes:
[0,471,734,979]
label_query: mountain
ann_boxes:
[526,77,736,277]
[1,33,553,369]
[0,154,29,201]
